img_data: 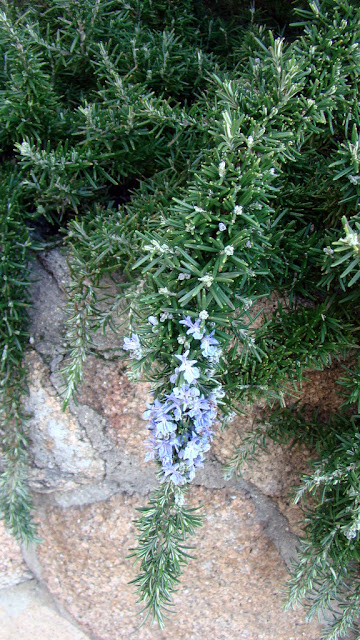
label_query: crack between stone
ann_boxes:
[36,252,67,295]
[18,548,98,640]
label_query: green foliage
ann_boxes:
[287,415,360,640]
[129,482,202,628]
[0,168,38,541]
[226,405,360,639]
[338,358,360,413]
[2,0,360,636]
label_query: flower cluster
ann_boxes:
[123,316,223,485]
[142,383,217,485]
[123,333,143,360]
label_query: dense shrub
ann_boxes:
[1,0,360,637]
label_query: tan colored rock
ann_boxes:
[294,361,347,419]
[211,412,308,533]
[25,350,105,492]
[0,581,90,640]
[0,522,31,589]
[76,355,152,460]
[33,488,321,640]
[211,357,349,533]
[23,251,344,640]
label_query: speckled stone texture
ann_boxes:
[33,489,321,640]
[20,249,342,640]
[25,350,105,492]
[0,581,90,640]
[0,522,31,589]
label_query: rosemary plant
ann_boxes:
[2,1,360,637]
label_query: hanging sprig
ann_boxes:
[129,482,202,628]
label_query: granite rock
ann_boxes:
[0,580,91,640]
[19,249,343,640]
[25,350,105,492]
[0,523,31,590]
[28,489,321,640]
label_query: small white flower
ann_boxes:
[160,312,173,322]
[223,245,234,256]
[174,491,185,507]
[198,274,214,288]
[343,232,359,247]
[143,239,173,255]
[212,385,225,400]
[159,287,170,295]
[223,411,236,424]
[234,205,243,216]
[323,246,334,256]
[245,240,252,248]
[18,141,32,156]
[177,335,186,344]
[148,316,158,326]
[348,175,360,185]
[269,168,276,176]
[205,368,216,377]
[199,310,209,321]
[194,206,205,213]
[247,135,254,146]
[237,297,252,310]
[185,222,195,232]
[178,272,191,280]
[218,223,227,231]
[218,160,226,178]
[345,527,357,540]
[208,347,222,364]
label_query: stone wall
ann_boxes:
[0,249,326,639]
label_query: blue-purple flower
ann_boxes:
[175,350,200,384]
[136,315,224,486]
[123,333,141,351]
[179,316,204,340]
[123,333,143,360]
[162,461,186,486]
[200,331,219,358]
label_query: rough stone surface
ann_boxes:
[28,489,321,640]
[38,248,71,291]
[26,252,325,524]
[76,355,152,461]
[212,414,311,533]
[0,580,91,640]
[25,350,105,493]
[16,249,341,639]
[38,247,125,358]
[28,257,67,362]
[27,252,158,499]
[295,362,348,419]
[0,523,31,589]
